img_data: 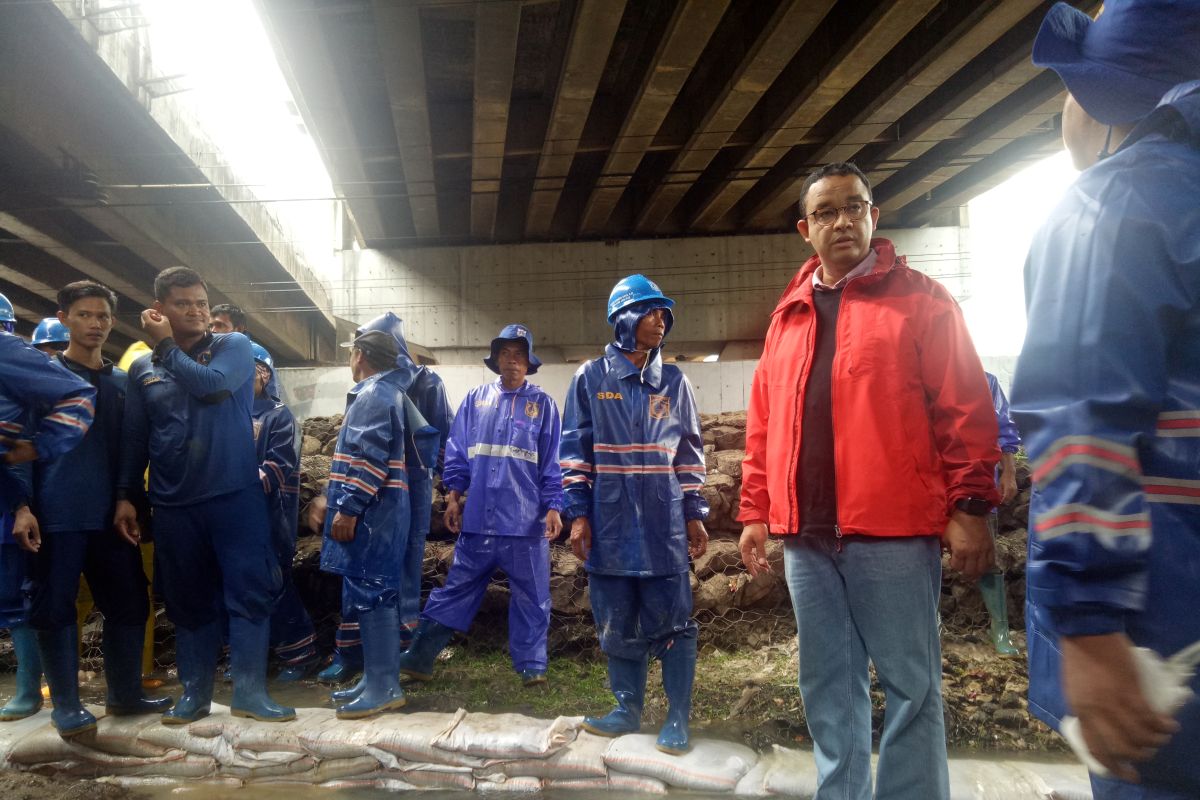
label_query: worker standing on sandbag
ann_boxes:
[320,313,438,719]
[398,324,563,687]
[115,267,293,725]
[561,276,709,755]
[317,319,451,684]
[248,343,318,681]
[18,282,172,740]
[0,290,96,726]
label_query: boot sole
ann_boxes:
[579,721,639,738]
[161,709,210,726]
[0,707,43,721]
[655,742,691,756]
[335,696,407,720]
[231,708,297,723]
[55,721,98,739]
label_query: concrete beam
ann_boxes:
[374,0,441,240]
[254,0,388,245]
[524,0,626,239]
[634,0,833,234]
[470,1,522,240]
[577,0,728,235]
[687,0,940,231]
[0,259,145,344]
[0,276,130,358]
[743,0,1044,226]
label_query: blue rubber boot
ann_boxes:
[276,653,320,683]
[397,617,456,682]
[316,650,361,684]
[229,617,295,722]
[103,624,173,716]
[0,626,44,721]
[980,573,1019,656]
[581,656,647,737]
[520,670,547,687]
[656,638,696,755]
[162,621,220,725]
[37,626,96,738]
[335,606,406,720]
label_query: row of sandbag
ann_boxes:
[0,705,1092,798]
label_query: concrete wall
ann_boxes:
[334,227,971,362]
[277,355,1015,423]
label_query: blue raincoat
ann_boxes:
[560,344,708,576]
[1012,80,1200,794]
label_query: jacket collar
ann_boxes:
[494,378,530,395]
[56,352,114,376]
[604,342,663,389]
[773,238,903,316]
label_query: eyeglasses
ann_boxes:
[806,201,871,227]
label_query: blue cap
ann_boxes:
[250,342,274,371]
[1034,2,1200,125]
[606,274,675,323]
[32,318,70,347]
[485,324,542,375]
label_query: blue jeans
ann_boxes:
[783,535,948,800]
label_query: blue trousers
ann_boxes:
[422,532,550,673]
[265,516,315,666]
[152,485,281,630]
[588,572,696,661]
[1091,774,1197,799]
[28,529,147,631]
[0,541,30,629]
[783,535,948,800]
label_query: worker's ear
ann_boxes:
[796,217,812,243]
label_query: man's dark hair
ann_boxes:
[210,303,246,329]
[57,280,117,314]
[798,162,873,217]
[355,343,395,372]
[154,266,206,302]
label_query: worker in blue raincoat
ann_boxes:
[31,318,69,356]
[318,322,450,683]
[320,313,438,719]
[1012,4,1200,797]
[116,267,291,725]
[398,324,564,686]
[24,281,170,739]
[249,343,318,681]
[979,372,1021,656]
[0,291,95,724]
[561,275,710,755]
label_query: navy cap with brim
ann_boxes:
[484,324,541,375]
[1033,3,1190,126]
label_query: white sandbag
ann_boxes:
[733,757,771,796]
[137,722,227,759]
[384,767,476,790]
[298,714,410,759]
[604,733,758,792]
[497,729,612,779]
[187,705,311,753]
[321,777,417,791]
[431,708,581,759]
[368,711,491,767]
[8,726,188,769]
[760,745,819,797]
[0,709,54,762]
[88,715,173,758]
[948,758,1094,800]
[477,775,544,793]
[112,754,219,779]
[548,770,669,794]
[222,755,319,780]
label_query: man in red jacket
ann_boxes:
[738,162,1000,800]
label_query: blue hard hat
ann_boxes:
[32,318,70,347]
[250,342,274,371]
[606,274,675,323]
[485,323,542,375]
[0,292,14,325]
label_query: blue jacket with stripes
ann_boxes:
[442,379,563,538]
[561,344,708,577]
[1012,81,1200,792]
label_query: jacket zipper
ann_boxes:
[788,311,816,533]
[834,525,843,553]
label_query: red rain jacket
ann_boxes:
[738,239,1000,537]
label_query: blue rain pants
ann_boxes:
[0,539,30,629]
[588,572,696,661]
[28,529,147,631]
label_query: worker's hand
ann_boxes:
[1,438,38,465]
[569,517,591,561]
[1061,632,1180,782]
[943,510,994,580]
[687,519,708,559]
[444,491,463,534]
[305,495,328,533]
[113,499,141,546]
[999,467,1018,505]
[739,522,770,577]
[139,309,173,345]
[330,512,357,542]
[544,509,563,540]
[12,506,40,553]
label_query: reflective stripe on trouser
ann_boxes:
[783,534,948,800]
[270,582,316,665]
[421,532,550,673]
[152,485,282,628]
[587,572,696,661]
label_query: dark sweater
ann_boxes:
[797,287,842,536]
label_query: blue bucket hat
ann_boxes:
[485,324,542,375]
[1033,1,1200,126]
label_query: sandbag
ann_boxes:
[477,775,544,793]
[368,711,492,768]
[604,733,758,792]
[321,777,416,791]
[547,772,671,795]
[8,727,187,769]
[431,708,581,759]
[87,715,173,758]
[298,715,413,760]
[759,744,819,797]
[188,705,311,753]
[495,730,611,779]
